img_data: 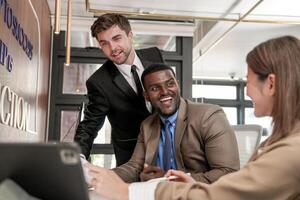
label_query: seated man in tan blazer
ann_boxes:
[109,63,240,183]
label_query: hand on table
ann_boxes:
[165,169,196,183]
[139,163,165,181]
[85,162,129,200]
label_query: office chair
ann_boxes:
[232,124,263,167]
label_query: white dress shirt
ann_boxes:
[115,52,152,112]
[115,52,144,94]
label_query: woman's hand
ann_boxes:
[165,169,196,183]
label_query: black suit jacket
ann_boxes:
[75,47,164,166]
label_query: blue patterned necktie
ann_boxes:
[163,120,172,171]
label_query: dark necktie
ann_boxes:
[131,65,144,99]
[163,120,173,171]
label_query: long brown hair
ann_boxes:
[246,36,300,145]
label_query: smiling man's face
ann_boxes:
[143,69,180,117]
[96,25,134,65]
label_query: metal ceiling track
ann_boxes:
[85,0,300,25]
[197,0,265,61]
[85,0,300,64]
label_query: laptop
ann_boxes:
[0,142,89,200]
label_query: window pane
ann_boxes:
[244,87,251,100]
[78,99,112,144]
[192,85,236,99]
[61,110,112,144]
[245,108,272,129]
[94,118,112,144]
[133,35,176,51]
[63,63,101,94]
[90,154,116,169]
[245,108,272,142]
[60,111,79,142]
[222,107,237,125]
[70,31,176,51]
[70,31,98,48]
[171,66,177,75]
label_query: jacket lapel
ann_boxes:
[107,60,147,106]
[113,72,137,99]
[145,99,188,167]
[145,115,162,165]
[110,49,151,98]
[174,98,188,169]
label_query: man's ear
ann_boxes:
[176,79,181,91]
[128,31,133,40]
[267,74,276,96]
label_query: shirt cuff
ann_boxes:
[129,181,160,200]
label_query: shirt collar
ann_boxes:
[160,110,178,125]
[114,51,143,77]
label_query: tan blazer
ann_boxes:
[156,122,300,200]
[113,98,240,183]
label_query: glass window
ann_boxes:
[63,63,176,95]
[60,111,80,142]
[70,31,98,48]
[245,108,272,143]
[245,108,272,129]
[192,84,236,99]
[63,63,101,94]
[70,31,176,51]
[222,107,237,125]
[244,87,251,100]
[94,118,112,144]
[133,35,176,51]
[90,154,116,168]
[60,110,112,144]
[171,66,177,75]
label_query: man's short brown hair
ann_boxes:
[91,13,132,38]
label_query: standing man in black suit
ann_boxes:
[75,13,164,166]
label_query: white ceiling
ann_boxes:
[47,0,300,79]
[194,23,300,79]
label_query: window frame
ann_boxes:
[192,79,252,124]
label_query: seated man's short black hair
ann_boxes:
[141,63,176,86]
